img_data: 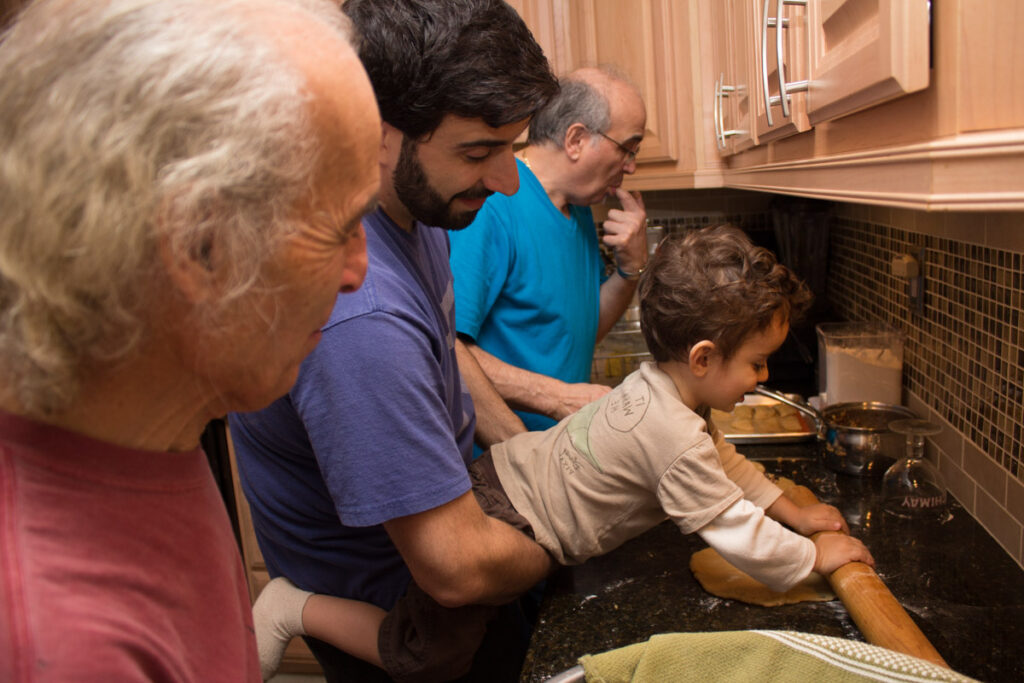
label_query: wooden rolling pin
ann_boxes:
[786,484,949,668]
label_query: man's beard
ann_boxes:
[392,136,492,230]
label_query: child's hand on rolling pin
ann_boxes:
[790,502,850,536]
[813,534,875,575]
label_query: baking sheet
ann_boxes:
[711,394,816,444]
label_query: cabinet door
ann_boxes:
[806,0,930,124]
[505,0,574,76]
[707,0,758,155]
[752,0,812,143]
[563,0,679,165]
[958,0,1024,132]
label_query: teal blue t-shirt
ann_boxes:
[450,159,604,433]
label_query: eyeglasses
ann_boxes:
[595,130,641,161]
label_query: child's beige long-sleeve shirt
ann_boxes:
[492,361,816,592]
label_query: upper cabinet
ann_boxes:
[956,2,1024,134]
[510,0,724,189]
[805,0,930,125]
[563,0,680,166]
[512,0,1024,210]
[707,0,759,155]
[727,0,1024,210]
[505,0,574,76]
[751,0,812,144]
[721,0,929,147]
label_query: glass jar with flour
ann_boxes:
[816,322,904,406]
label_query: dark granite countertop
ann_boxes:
[519,443,1024,683]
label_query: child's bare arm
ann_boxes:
[254,577,386,680]
[302,594,387,667]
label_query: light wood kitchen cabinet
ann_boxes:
[513,0,1022,209]
[805,0,930,125]
[751,0,811,143]
[510,0,724,189]
[956,1,1024,133]
[227,430,323,675]
[725,0,1024,210]
[706,0,759,156]
[717,0,928,147]
[504,0,574,77]
[561,0,680,167]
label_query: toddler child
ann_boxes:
[252,224,874,682]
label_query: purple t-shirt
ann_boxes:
[230,208,476,610]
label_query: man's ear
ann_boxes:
[159,231,219,305]
[688,340,717,378]
[380,121,402,165]
[564,122,589,161]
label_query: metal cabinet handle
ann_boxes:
[777,0,807,118]
[768,80,809,108]
[714,73,743,152]
[763,0,807,123]
[775,0,790,117]
[714,73,725,149]
[760,0,773,126]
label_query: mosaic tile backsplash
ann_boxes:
[830,218,1023,473]
[828,205,1024,567]
[639,190,1024,567]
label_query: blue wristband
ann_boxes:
[616,263,645,281]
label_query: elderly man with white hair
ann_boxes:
[0,0,380,679]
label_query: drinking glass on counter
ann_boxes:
[881,419,948,519]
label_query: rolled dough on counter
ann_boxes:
[688,482,835,607]
[689,547,835,607]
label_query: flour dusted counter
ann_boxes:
[519,444,1024,683]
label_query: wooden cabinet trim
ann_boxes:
[723,128,1024,210]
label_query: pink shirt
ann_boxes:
[1,411,260,682]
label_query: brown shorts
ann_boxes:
[377,452,538,683]
[466,450,535,536]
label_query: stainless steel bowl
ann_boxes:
[820,402,917,476]
[755,387,917,477]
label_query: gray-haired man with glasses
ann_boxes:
[450,65,649,443]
